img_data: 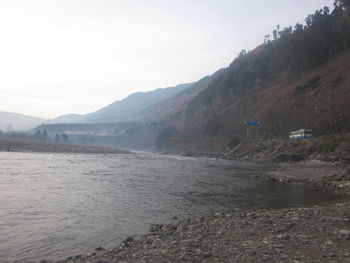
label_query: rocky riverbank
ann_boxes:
[8,147,348,263]
[30,159,348,263]
[255,159,350,195]
[49,201,350,263]
[0,140,130,154]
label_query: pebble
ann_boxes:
[48,200,350,263]
[325,240,334,246]
[339,229,350,238]
[214,212,224,218]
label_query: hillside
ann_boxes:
[171,49,350,139]
[136,70,224,122]
[0,111,45,131]
[34,1,350,155]
[83,83,193,123]
[50,113,84,124]
[51,83,193,124]
[156,3,350,152]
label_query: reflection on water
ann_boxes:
[0,151,344,262]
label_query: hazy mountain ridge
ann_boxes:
[6,1,350,155]
[135,73,222,122]
[1,83,193,131]
[0,111,46,131]
[49,114,84,124]
[50,83,193,124]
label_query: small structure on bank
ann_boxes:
[289,129,312,139]
[243,121,261,140]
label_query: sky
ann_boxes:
[0,0,335,119]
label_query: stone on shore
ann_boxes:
[56,202,350,263]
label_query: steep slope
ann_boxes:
[0,111,45,131]
[136,70,224,122]
[160,49,350,153]
[247,50,350,137]
[157,4,350,152]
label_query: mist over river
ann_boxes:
[0,152,343,262]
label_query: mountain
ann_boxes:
[50,83,193,124]
[155,3,350,152]
[0,111,46,131]
[135,73,222,122]
[170,49,350,139]
[50,113,84,124]
[34,81,210,150]
[38,1,350,154]
[83,83,193,123]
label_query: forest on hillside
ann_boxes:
[158,0,350,151]
[196,0,350,101]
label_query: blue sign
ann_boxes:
[244,121,261,126]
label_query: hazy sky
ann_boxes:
[0,0,334,118]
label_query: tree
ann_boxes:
[294,23,303,33]
[55,134,60,143]
[42,129,48,141]
[323,6,330,15]
[61,133,69,143]
[239,49,247,56]
[34,130,42,140]
[6,124,13,132]
[334,0,350,8]
[264,34,270,44]
[273,29,278,40]
[305,14,313,28]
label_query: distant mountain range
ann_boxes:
[33,72,220,150]
[3,0,350,156]
[0,83,195,131]
[1,75,218,132]
[0,111,45,131]
[50,83,194,124]
[49,113,84,124]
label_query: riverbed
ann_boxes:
[0,151,344,262]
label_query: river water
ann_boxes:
[0,151,344,262]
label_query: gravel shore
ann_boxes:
[38,160,350,263]
[256,159,350,195]
[53,202,350,263]
[4,147,348,263]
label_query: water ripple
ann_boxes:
[0,151,344,262]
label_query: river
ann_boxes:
[0,151,343,262]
